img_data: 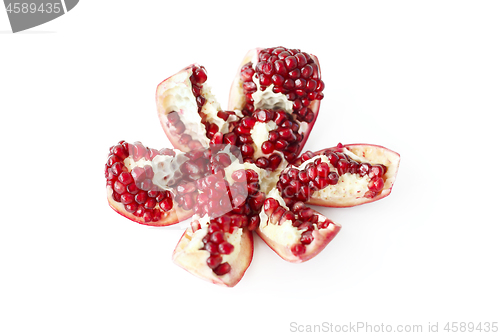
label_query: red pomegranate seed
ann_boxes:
[269,153,282,170]
[291,244,306,256]
[275,139,288,150]
[261,141,275,154]
[213,262,231,276]
[210,231,225,244]
[300,231,314,245]
[124,203,138,213]
[120,193,134,205]
[231,169,247,183]
[316,162,330,178]
[159,198,173,211]
[268,130,279,142]
[255,157,270,169]
[207,255,222,269]
[336,159,350,175]
[327,172,339,185]
[205,242,219,254]
[240,144,254,157]
[245,169,259,182]
[263,198,279,214]
[368,177,385,192]
[113,181,126,194]
[248,215,260,231]
[144,198,157,209]
[218,242,234,255]
[191,66,208,84]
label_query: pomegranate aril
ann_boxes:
[263,198,279,215]
[205,242,219,254]
[126,183,139,195]
[210,231,225,244]
[124,203,138,213]
[191,66,208,84]
[113,181,127,194]
[134,191,148,204]
[368,177,385,192]
[261,141,275,154]
[336,159,350,175]
[291,244,306,256]
[300,231,314,245]
[218,242,234,255]
[159,198,173,211]
[207,255,222,269]
[144,198,157,209]
[327,172,339,185]
[269,153,282,170]
[120,192,135,205]
[268,130,279,142]
[213,262,231,276]
[255,157,269,169]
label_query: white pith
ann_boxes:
[297,153,371,204]
[250,121,277,158]
[258,189,305,247]
[174,214,243,283]
[252,84,293,112]
[123,152,189,191]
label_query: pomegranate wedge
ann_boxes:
[228,46,324,162]
[105,141,195,226]
[256,189,341,263]
[293,143,400,207]
[173,215,254,287]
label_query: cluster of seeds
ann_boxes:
[240,46,324,120]
[277,157,340,205]
[300,149,388,198]
[201,218,237,276]
[105,141,177,223]
[263,198,333,256]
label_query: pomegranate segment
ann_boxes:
[105,141,195,226]
[256,189,341,263]
[172,215,254,287]
[293,143,400,207]
[228,46,323,162]
[156,64,239,152]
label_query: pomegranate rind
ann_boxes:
[106,187,194,227]
[227,47,322,158]
[305,143,400,207]
[172,225,254,287]
[256,208,341,263]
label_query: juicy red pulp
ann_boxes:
[240,46,324,119]
[105,141,177,223]
[263,197,333,256]
[200,218,239,276]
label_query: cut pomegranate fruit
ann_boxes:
[156,46,323,170]
[172,215,253,287]
[292,143,400,207]
[106,46,401,285]
[105,140,196,226]
[228,46,323,162]
[256,189,341,263]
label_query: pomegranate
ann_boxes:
[293,143,400,207]
[105,46,401,286]
[173,215,253,287]
[156,46,324,169]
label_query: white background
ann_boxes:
[1,1,499,335]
